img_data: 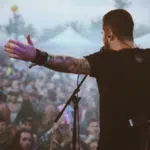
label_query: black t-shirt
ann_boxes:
[85,48,150,150]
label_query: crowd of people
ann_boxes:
[0,58,100,150]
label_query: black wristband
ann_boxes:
[32,49,41,62]
[32,49,48,65]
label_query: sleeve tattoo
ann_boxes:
[44,55,91,75]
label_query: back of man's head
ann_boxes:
[103,9,134,41]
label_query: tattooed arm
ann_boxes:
[44,54,91,75]
[4,40,91,75]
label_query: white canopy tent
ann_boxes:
[39,27,101,57]
[49,27,92,46]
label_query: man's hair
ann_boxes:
[0,114,7,123]
[0,104,10,124]
[103,9,134,41]
[0,90,7,102]
[21,116,34,124]
[12,129,33,150]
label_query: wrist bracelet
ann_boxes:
[29,49,52,68]
[32,49,40,63]
[32,49,48,65]
[44,55,52,65]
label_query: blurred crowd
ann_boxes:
[0,58,100,150]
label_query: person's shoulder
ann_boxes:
[143,48,150,51]
[131,48,150,51]
[114,48,149,54]
[140,48,150,61]
[136,48,150,54]
[84,47,105,58]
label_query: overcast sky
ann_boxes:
[0,0,150,30]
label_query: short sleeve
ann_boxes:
[84,50,104,77]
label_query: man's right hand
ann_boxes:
[4,35,37,62]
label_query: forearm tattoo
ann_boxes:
[44,55,91,74]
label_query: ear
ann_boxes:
[107,29,114,41]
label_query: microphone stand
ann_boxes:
[53,74,88,150]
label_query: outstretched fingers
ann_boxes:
[4,45,14,53]
[8,40,26,48]
[8,53,22,60]
[4,44,24,55]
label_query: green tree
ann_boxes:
[4,8,36,39]
[21,24,36,37]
